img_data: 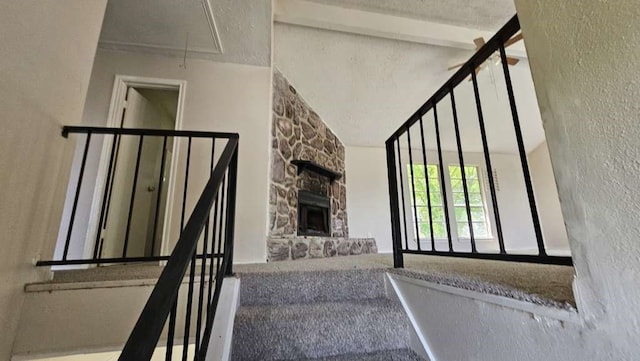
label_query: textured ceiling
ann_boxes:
[99,0,271,66]
[274,23,545,153]
[306,0,516,30]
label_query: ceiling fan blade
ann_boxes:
[504,33,523,48]
[473,37,486,49]
[507,57,520,66]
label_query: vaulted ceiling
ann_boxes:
[273,0,545,153]
[306,0,516,31]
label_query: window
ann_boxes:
[407,165,447,239]
[408,164,491,241]
[448,165,490,238]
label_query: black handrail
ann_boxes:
[62,125,238,139]
[119,136,238,360]
[386,15,573,267]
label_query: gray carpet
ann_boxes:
[388,255,575,309]
[236,253,576,309]
[231,266,423,361]
[238,268,387,305]
[285,348,425,361]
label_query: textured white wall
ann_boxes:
[76,49,271,264]
[0,1,107,359]
[515,0,640,358]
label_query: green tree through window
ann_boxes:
[448,165,490,238]
[408,164,491,241]
[407,164,447,239]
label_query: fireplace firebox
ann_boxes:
[298,190,331,237]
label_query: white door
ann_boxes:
[100,87,177,259]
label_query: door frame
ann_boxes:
[83,75,187,261]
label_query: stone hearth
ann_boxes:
[268,237,378,262]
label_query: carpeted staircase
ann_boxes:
[231,268,425,361]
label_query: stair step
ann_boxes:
[283,348,425,361]
[238,268,388,306]
[231,298,411,361]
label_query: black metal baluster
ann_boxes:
[471,69,506,254]
[207,192,219,317]
[194,216,208,357]
[165,301,177,361]
[396,140,410,250]
[386,139,404,268]
[224,148,238,276]
[100,133,123,248]
[181,136,195,361]
[181,137,192,231]
[195,139,214,359]
[499,44,546,256]
[150,136,168,257]
[207,141,217,312]
[183,254,197,360]
[450,88,477,253]
[216,174,227,274]
[418,117,436,251]
[123,135,145,258]
[406,127,422,250]
[217,173,228,275]
[93,133,118,259]
[433,104,453,251]
[63,132,92,261]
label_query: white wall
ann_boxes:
[528,142,569,252]
[345,146,393,252]
[346,145,567,254]
[390,275,606,361]
[72,49,272,264]
[0,1,107,358]
[515,1,640,358]
[14,280,215,357]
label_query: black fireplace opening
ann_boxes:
[298,190,331,237]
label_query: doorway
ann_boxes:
[86,76,186,261]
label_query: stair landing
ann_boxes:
[236,253,576,309]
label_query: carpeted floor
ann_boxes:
[237,253,576,309]
[45,253,576,309]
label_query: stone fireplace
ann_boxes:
[268,69,377,261]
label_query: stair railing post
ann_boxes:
[224,142,239,276]
[386,139,404,268]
